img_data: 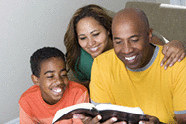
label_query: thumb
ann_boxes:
[73,114,85,119]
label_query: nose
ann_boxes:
[55,76,64,85]
[122,42,133,54]
[87,38,96,47]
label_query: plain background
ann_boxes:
[0,0,172,123]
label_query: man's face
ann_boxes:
[112,20,152,69]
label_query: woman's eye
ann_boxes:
[93,33,99,37]
[80,37,86,40]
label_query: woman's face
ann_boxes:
[76,17,110,58]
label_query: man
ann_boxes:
[90,8,186,123]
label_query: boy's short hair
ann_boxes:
[30,47,65,77]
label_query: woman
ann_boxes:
[64,4,186,89]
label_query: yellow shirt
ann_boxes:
[90,46,186,123]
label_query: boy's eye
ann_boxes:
[47,76,54,78]
[61,74,67,77]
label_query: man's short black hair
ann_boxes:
[30,47,65,77]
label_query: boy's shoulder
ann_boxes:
[19,85,40,103]
[68,81,87,92]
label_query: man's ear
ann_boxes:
[31,74,40,86]
[148,28,153,42]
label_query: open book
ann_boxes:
[52,103,149,124]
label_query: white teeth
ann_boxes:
[125,56,136,61]
[90,47,98,51]
[53,88,62,93]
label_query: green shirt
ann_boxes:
[74,48,93,82]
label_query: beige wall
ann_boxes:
[156,0,170,4]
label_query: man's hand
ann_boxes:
[138,115,161,124]
[73,114,126,124]
[161,40,186,70]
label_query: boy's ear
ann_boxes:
[31,74,40,86]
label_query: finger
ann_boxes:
[169,51,184,66]
[162,44,169,55]
[160,56,168,66]
[128,122,134,124]
[114,121,127,124]
[161,42,178,66]
[164,57,173,70]
[169,57,178,67]
[89,115,102,124]
[139,121,146,124]
[148,115,160,124]
[102,117,118,124]
[178,52,186,62]
[73,114,92,123]
[73,114,85,119]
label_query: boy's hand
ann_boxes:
[73,114,125,124]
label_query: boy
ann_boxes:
[19,47,89,124]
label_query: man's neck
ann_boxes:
[126,44,158,72]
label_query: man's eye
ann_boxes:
[131,39,139,42]
[114,40,121,44]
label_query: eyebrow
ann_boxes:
[44,69,66,75]
[78,30,99,37]
[130,35,139,38]
[113,35,139,40]
[90,30,99,34]
[113,37,121,40]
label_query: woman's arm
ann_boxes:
[161,40,186,70]
[150,33,186,70]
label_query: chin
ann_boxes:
[53,97,62,103]
[127,64,141,70]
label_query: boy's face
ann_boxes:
[32,57,68,105]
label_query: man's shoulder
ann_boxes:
[93,49,123,69]
[98,48,115,57]
[156,45,186,73]
[95,49,116,62]
[171,56,186,70]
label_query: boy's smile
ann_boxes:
[32,57,68,105]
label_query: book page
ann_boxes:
[52,103,95,123]
[96,104,144,114]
